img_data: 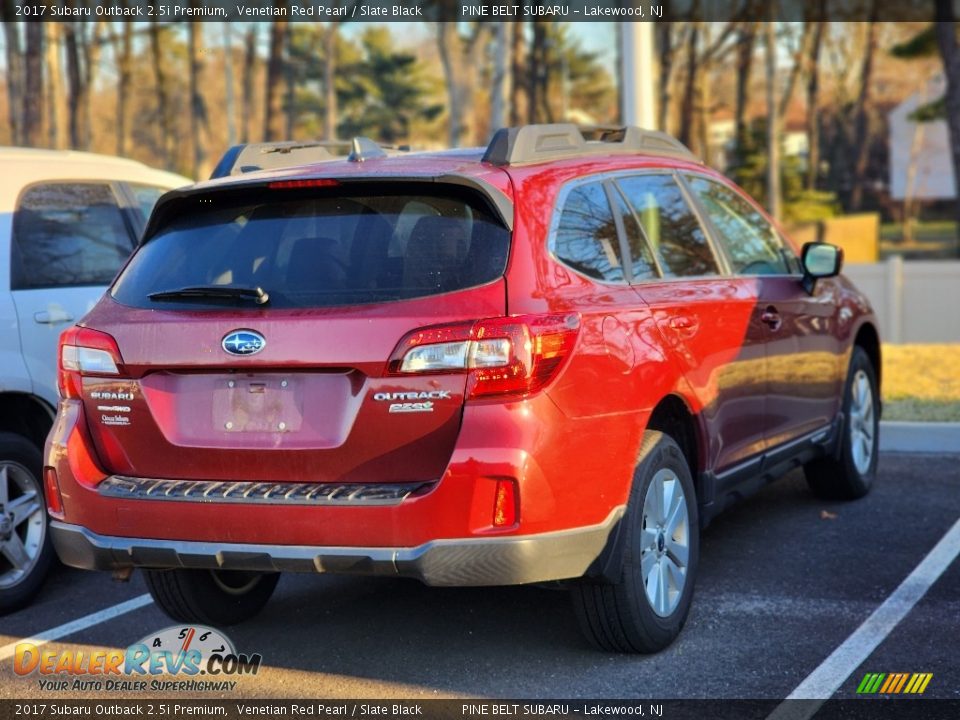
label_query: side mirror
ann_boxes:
[801,242,843,293]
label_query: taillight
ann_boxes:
[43,467,64,519]
[388,313,580,400]
[57,326,124,399]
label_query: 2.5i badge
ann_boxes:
[373,390,451,414]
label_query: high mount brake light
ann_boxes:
[388,314,580,400]
[267,179,340,190]
[57,327,124,399]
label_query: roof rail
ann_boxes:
[482,124,700,167]
[210,137,402,179]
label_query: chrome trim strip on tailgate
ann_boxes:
[98,476,433,506]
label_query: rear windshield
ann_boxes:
[110,185,510,310]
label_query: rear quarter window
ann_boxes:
[111,184,510,310]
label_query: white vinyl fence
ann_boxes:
[844,258,960,344]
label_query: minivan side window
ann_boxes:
[553,181,625,282]
[685,176,794,275]
[616,175,720,278]
[11,183,135,290]
[128,184,169,222]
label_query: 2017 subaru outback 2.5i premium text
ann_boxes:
[46,126,880,652]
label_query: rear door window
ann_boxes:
[11,182,136,289]
[616,175,720,278]
[111,185,510,309]
[552,181,625,283]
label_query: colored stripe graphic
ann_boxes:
[857,672,933,694]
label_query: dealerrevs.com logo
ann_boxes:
[14,625,262,692]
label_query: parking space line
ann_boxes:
[0,593,153,662]
[767,516,960,720]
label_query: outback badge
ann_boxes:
[222,330,266,356]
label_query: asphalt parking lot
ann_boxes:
[1,452,957,703]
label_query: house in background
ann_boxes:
[888,74,956,203]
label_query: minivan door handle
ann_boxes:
[33,310,74,325]
[760,306,782,331]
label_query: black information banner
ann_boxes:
[4,0,947,23]
[3,700,960,720]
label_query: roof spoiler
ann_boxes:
[482,124,700,166]
[209,138,408,179]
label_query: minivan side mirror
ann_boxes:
[800,242,843,294]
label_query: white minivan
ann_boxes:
[0,148,189,612]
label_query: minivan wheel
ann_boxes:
[144,568,279,626]
[571,431,699,653]
[0,433,53,614]
[805,346,879,501]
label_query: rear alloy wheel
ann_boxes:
[144,568,279,626]
[0,433,53,614]
[805,346,879,500]
[572,431,699,653]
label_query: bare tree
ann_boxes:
[83,21,106,149]
[46,22,65,149]
[436,20,489,146]
[115,13,134,156]
[490,21,511,135]
[223,24,237,147]
[23,22,44,147]
[850,8,879,210]
[678,20,700,148]
[934,0,960,254]
[805,13,826,190]
[765,21,781,220]
[510,20,526,126]
[188,14,211,178]
[241,26,257,143]
[149,16,173,167]
[324,22,338,141]
[263,12,289,142]
[656,20,675,133]
[1,2,23,145]
[734,20,756,155]
[528,20,549,122]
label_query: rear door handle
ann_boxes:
[33,310,74,325]
[667,315,699,338]
[760,306,782,331]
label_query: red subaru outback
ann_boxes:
[46,126,880,652]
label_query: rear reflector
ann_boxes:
[43,467,64,519]
[493,479,518,527]
[389,314,580,400]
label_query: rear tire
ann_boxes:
[144,568,279,626]
[805,346,879,500]
[0,433,53,614]
[571,431,699,653]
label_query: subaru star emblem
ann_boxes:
[222,330,266,356]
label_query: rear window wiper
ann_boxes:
[148,285,270,305]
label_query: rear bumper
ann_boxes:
[50,506,624,587]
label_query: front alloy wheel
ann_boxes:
[805,346,879,500]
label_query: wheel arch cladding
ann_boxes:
[646,395,701,486]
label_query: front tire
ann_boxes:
[805,346,879,500]
[0,433,53,614]
[571,431,699,653]
[144,568,279,626]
